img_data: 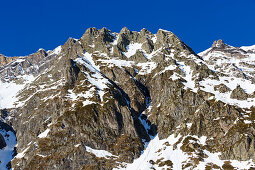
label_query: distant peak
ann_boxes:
[212,39,225,48]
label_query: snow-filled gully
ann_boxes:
[125,73,156,144]
[0,120,17,169]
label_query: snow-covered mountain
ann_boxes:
[0,27,255,169]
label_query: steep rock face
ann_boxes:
[0,55,18,66]
[0,28,255,169]
[6,28,155,169]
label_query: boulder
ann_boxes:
[230,85,248,100]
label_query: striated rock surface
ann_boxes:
[0,27,254,169]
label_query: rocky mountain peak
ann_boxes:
[140,28,152,36]
[84,27,98,35]
[211,39,226,48]
[119,27,131,35]
[0,27,255,169]
[200,39,251,61]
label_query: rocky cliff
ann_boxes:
[0,27,255,169]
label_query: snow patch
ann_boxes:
[116,134,254,170]
[85,146,114,158]
[200,77,255,108]
[0,75,35,109]
[177,61,198,92]
[98,59,134,68]
[186,123,192,128]
[38,128,50,138]
[52,46,62,55]
[119,134,186,170]
[75,144,81,148]
[75,54,110,101]
[137,62,157,75]
[244,120,252,124]
[15,146,30,159]
[123,43,143,58]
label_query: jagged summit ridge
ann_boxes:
[0,27,255,169]
[77,27,193,61]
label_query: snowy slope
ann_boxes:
[117,134,255,170]
[114,40,255,169]
[0,75,34,109]
[198,41,255,108]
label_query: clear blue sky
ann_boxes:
[0,0,254,56]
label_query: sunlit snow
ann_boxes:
[0,75,35,109]
[85,146,114,159]
[38,128,50,138]
[0,129,17,169]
